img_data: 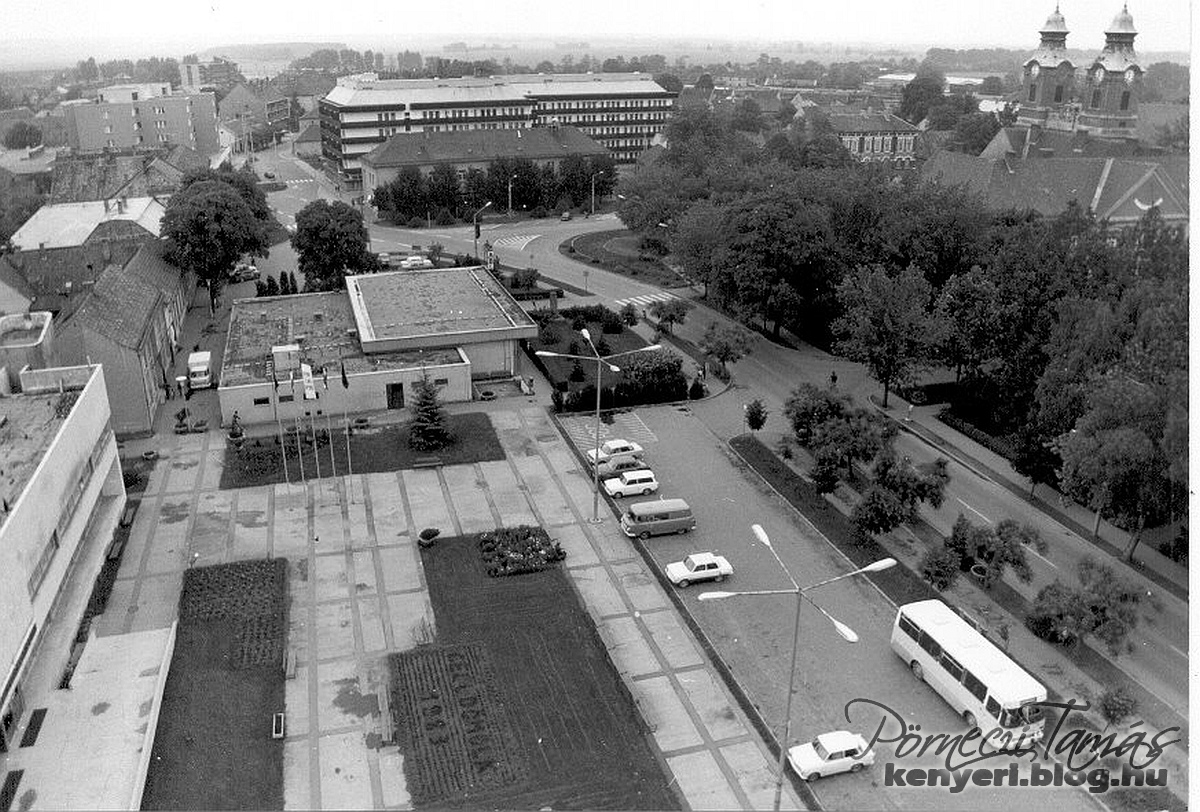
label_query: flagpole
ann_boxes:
[341,355,354,503]
[326,409,336,480]
[310,410,321,479]
[295,415,305,482]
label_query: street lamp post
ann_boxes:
[507,174,518,216]
[590,170,604,215]
[472,201,493,262]
[699,525,896,812]
[536,331,661,522]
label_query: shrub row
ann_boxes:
[479,526,566,577]
[938,407,1018,460]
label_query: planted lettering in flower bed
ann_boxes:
[478,526,566,577]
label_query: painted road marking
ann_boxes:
[613,292,682,309]
[1024,546,1058,570]
[491,234,541,251]
[955,497,991,524]
[1168,643,1187,660]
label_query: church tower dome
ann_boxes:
[1077,4,1141,138]
[1018,5,1076,128]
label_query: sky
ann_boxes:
[1,0,1192,67]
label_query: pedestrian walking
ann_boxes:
[527,376,535,395]
[830,369,838,390]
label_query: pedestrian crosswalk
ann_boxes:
[613,292,683,310]
[558,411,658,456]
[489,234,541,251]
[285,178,314,185]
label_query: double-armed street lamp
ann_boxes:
[507,174,518,216]
[536,330,660,522]
[472,201,492,262]
[699,524,896,812]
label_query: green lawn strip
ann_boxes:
[559,229,684,288]
[400,534,680,810]
[219,412,504,489]
[730,434,1187,812]
[142,559,288,810]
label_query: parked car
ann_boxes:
[263,171,276,179]
[787,731,876,781]
[285,223,297,235]
[664,552,732,587]
[560,211,572,221]
[378,252,392,265]
[590,455,649,480]
[399,255,434,269]
[586,439,645,464]
[229,262,259,282]
[602,469,658,498]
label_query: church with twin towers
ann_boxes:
[1017,4,1144,139]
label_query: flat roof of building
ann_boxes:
[324,72,672,108]
[0,390,74,522]
[10,197,165,250]
[347,267,535,343]
[220,291,463,388]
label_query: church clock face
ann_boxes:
[1095,66,1106,81]
[1125,67,1136,83]
[1030,63,1040,78]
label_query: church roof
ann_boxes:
[1106,4,1137,35]
[1040,5,1068,34]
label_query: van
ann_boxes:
[620,498,696,539]
[188,351,213,389]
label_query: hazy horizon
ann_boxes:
[1,1,1191,71]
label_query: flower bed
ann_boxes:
[478,526,565,577]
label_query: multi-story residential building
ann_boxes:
[63,83,220,157]
[320,72,676,187]
[0,355,125,754]
[360,125,609,192]
[828,111,919,165]
[178,56,241,93]
[218,82,291,151]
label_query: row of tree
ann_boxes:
[373,154,617,225]
[73,56,180,85]
[620,103,1186,556]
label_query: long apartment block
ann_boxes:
[318,72,677,185]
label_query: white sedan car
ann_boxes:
[664,552,732,587]
[787,731,876,781]
[602,469,658,498]
[586,439,645,464]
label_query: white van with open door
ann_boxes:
[188,351,213,389]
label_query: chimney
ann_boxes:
[103,198,110,213]
[39,242,46,260]
[118,196,127,213]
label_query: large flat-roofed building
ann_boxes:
[829,111,919,166]
[359,125,609,192]
[179,57,241,93]
[0,362,125,753]
[64,84,220,157]
[320,72,676,186]
[218,267,536,426]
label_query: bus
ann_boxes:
[891,600,1046,742]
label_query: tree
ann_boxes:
[798,134,855,169]
[426,163,461,216]
[943,515,1036,590]
[181,164,271,225]
[3,121,41,149]
[384,166,426,222]
[853,448,949,537]
[898,72,946,124]
[1097,687,1139,731]
[0,191,43,244]
[950,113,1001,155]
[1155,111,1188,153]
[612,350,689,405]
[654,73,683,94]
[408,374,453,452]
[978,76,1006,95]
[935,267,1000,382]
[1029,558,1141,656]
[649,298,692,334]
[673,200,729,298]
[783,383,850,445]
[920,544,961,591]
[619,303,638,326]
[161,180,267,313]
[833,265,943,407]
[744,399,768,431]
[852,486,908,537]
[291,200,376,292]
[731,98,763,132]
[700,321,754,373]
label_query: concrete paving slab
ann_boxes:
[592,523,638,562]
[600,615,662,679]
[666,750,744,811]
[316,659,370,730]
[314,553,349,603]
[285,663,311,738]
[317,730,375,809]
[377,745,410,808]
[511,454,575,526]
[719,740,802,811]
[351,551,377,594]
[357,596,387,653]
[631,674,704,752]
[387,592,433,651]
[402,469,453,534]
[557,523,600,568]
[200,449,225,490]
[366,473,408,542]
[93,578,137,636]
[677,667,748,742]
[275,506,311,558]
[282,739,312,811]
[316,601,356,660]
[440,464,494,534]
[346,496,370,548]
[128,573,181,632]
[378,545,422,593]
[117,515,156,579]
[611,560,671,612]
[476,460,538,526]
[569,567,629,619]
[314,504,347,549]
[165,453,202,492]
[640,609,705,670]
